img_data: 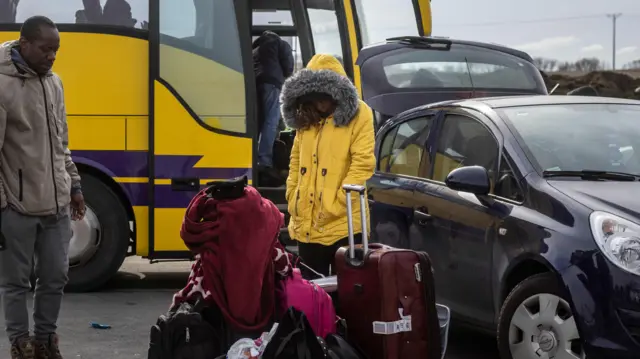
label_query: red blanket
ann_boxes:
[172,186,292,332]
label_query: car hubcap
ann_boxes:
[68,206,101,266]
[508,293,586,359]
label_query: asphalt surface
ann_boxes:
[0,257,500,359]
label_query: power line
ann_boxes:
[439,13,639,27]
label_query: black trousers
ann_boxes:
[297,233,363,278]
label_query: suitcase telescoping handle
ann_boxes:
[343,184,368,260]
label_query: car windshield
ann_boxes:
[501,103,640,175]
[381,44,542,91]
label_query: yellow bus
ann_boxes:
[0,0,432,292]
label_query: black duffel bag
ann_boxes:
[262,307,325,359]
[148,298,224,359]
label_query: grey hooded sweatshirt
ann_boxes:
[0,40,81,216]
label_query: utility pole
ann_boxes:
[607,13,622,70]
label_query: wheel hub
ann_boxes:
[508,293,585,359]
[537,329,557,352]
[68,206,101,266]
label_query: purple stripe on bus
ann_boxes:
[120,183,194,208]
[72,150,251,180]
[73,150,148,178]
[119,182,149,207]
[153,185,198,208]
[153,156,251,180]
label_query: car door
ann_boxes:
[369,113,437,249]
[410,110,503,325]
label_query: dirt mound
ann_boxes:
[543,71,640,99]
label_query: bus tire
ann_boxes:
[65,173,130,292]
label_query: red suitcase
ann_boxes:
[335,184,441,359]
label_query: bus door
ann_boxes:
[150,0,252,256]
[348,0,432,72]
[251,0,312,73]
[252,0,356,81]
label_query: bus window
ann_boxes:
[159,0,246,133]
[252,9,303,71]
[253,35,305,72]
[353,0,418,45]
[253,9,294,26]
[307,5,344,64]
[1,0,148,28]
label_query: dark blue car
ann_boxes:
[368,95,640,359]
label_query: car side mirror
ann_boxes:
[445,166,491,195]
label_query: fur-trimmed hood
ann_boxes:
[280,54,359,129]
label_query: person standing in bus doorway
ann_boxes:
[253,31,294,186]
[0,16,86,359]
[281,54,375,277]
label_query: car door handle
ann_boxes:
[414,208,432,226]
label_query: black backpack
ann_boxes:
[261,308,325,359]
[148,299,223,359]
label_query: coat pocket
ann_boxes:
[294,189,301,217]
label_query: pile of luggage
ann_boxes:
[147,177,450,359]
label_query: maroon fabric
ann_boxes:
[172,186,291,332]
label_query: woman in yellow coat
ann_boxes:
[281,54,376,276]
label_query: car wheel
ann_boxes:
[65,173,130,292]
[497,273,586,359]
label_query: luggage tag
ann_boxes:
[372,308,412,335]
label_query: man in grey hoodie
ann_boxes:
[0,16,85,359]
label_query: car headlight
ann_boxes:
[590,211,640,275]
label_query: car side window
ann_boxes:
[378,127,398,172]
[389,118,432,177]
[495,154,525,202]
[432,114,499,184]
[378,117,431,177]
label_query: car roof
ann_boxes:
[472,95,640,108]
[412,95,640,112]
[386,95,640,130]
[357,36,535,66]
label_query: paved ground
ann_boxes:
[0,257,499,358]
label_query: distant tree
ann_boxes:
[533,57,558,71]
[557,61,575,71]
[624,59,640,69]
[530,56,624,72]
[533,57,545,69]
[572,57,602,72]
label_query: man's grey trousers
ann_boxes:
[0,206,71,342]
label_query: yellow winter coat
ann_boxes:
[281,54,376,246]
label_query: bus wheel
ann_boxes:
[65,173,130,292]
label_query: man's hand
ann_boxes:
[71,192,86,221]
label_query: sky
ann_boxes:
[429,0,640,68]
[11,0,640,69]
[257,0,640,69]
